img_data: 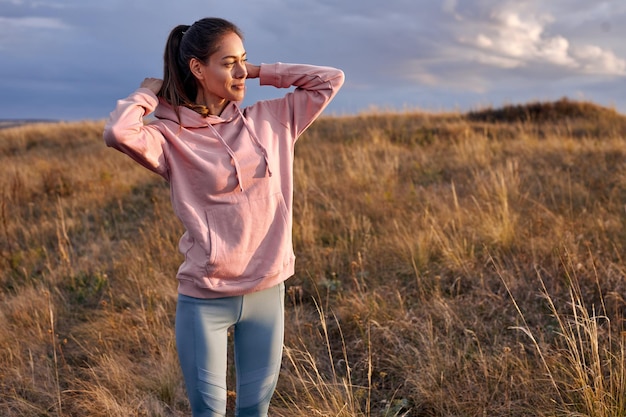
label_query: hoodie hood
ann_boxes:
[154,97,240,128]
[154,97,271,192]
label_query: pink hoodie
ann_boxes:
[104,63,344,298]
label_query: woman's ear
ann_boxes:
[189,58,204,80]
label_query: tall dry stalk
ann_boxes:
[279,285,373,416]
[46,290,63,416]
[501,252,626,417]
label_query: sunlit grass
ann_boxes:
[2,99,626,416]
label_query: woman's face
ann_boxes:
[191,31,247,112]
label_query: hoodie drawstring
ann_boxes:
[206,107,272,192]
[206,123,245,192]
[237,107,273,178]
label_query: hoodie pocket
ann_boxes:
[203,193,291,282]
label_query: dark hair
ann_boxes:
[158,17,243,116]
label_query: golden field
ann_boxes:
[1,99,626,416]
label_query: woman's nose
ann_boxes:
[235,62,247,79]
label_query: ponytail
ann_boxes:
[158,24,193,118]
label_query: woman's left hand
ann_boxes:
[245,62,260,79]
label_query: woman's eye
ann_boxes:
[224,59,245,68]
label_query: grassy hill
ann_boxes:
[1,100,626,416]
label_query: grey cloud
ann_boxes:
[469,7,624,75]
[0,0,625,120]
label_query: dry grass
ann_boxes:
[1,99,626,416]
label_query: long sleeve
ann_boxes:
[258,63,345,139]
[103,88,169,179]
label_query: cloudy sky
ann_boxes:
[1,0,625,120]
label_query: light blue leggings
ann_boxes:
[175,283,285,417]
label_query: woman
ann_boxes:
[103,17,344,417]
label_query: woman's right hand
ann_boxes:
[140,78,163,94]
